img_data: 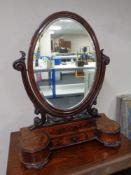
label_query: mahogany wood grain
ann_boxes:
[7,132,131,175]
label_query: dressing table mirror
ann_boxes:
[13,11,121,169]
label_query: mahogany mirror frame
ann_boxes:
[26,11,108,117]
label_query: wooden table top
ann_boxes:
[6,131,131,175]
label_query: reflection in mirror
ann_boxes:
[33,18,96,109]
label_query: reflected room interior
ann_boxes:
[33,18,96,109]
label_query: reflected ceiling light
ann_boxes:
[49,26,61,30]
[50,31,55,34]
[60,19,73,22]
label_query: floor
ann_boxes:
[37,73,84,109]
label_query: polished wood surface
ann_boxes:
[7,132,131,175]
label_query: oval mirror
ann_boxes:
[27,11,102,116]
[33,18,96,109]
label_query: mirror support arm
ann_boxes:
[13,51,46,128]
[87,49,110,116]
[12,49,110,130]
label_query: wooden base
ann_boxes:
[19,113,121,169]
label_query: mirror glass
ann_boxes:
[33,18,96,109]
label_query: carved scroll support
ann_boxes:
[101,49,110,65]
[13,51,47,128]
[13,51,26,71]
[86,49,110,117]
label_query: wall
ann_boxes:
[53,34,90,52]
[40,29,51,56]
[0,0,131,174]
[61,34,93,53]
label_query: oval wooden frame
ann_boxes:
[27,11,103,117]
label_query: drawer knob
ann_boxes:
[72,137,78,143]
